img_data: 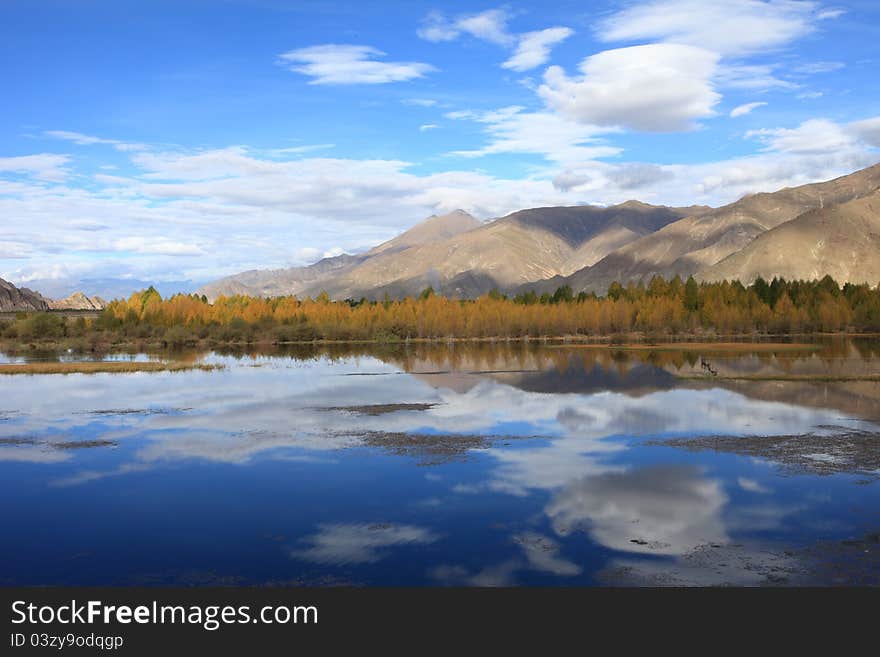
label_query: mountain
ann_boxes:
[49,292,108,311]
[292,201,702,299]
[198,210,482,300]
[199,163,880,301]
[366,209,481,256]
[700,189,880,285]
[24,277,199,302]
[198,253,365,301]
[0,277,50,311]
[541,163,880,294]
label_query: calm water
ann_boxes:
[2,341,879,586]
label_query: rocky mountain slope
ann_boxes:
[199,162,880,300]
[0,277,50,311]
[700,188,880,285]
[535,163,880,294]
[199,253,365,300]
[49,292,108,311]
[314,201,702,299]
[199,210,482,300]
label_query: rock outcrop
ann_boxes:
[0,277,50,311]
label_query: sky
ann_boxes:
[1,0,879,299]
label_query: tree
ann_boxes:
[552,285,573,303]
[684,276,699,312]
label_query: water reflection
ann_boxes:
[546,466,727,555]
[1,341,879,586]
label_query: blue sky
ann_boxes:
[1,0,878,298]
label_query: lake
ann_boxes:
[2,340,879,586]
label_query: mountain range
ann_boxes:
[199,162,880,300]
[5,163,880,310]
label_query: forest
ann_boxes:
[2,275,880,350]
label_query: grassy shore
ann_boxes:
[0,361,220,375]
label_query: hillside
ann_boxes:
[700,189,880,285]
[296,201,701,299]
[199,162,880,301]
[549,163,880,294]
[49,292,108,311]
[198,210,481,300]
[0,277,50,311]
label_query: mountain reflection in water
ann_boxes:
[1,340,879,586]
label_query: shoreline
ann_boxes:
[0,332,861,354]
[0,361,221,375]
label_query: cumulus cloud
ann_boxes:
[502,27,574,72]
[597,0,824,57]
[730,101,768,117]
[539,44,721,132]
[277,44,435,84]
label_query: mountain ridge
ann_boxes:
[197,162,880,301]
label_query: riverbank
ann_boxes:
[0,361,220,375]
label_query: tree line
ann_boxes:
[2,275,880,348]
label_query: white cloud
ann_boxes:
[266,143,335,156]
[792,60,844,74]
[44,130,116,146]
[502,27,574,72]
[277,44,435,84]
[112,237,205,257]
[419,9,571,71]
[45,130,148,152]
[419,124,439,132]
[539,44,721,132]
[456,8,514,46]
[419,9,514,46]
[0,153,70,182]
[445,106,620,162]
[416,10,463,42]
[402,98,438,107]
[715,63,797,90]
[850,117,880,147]
[746,117,857,153]
[597,0,825,57]
[730,101,767,117]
